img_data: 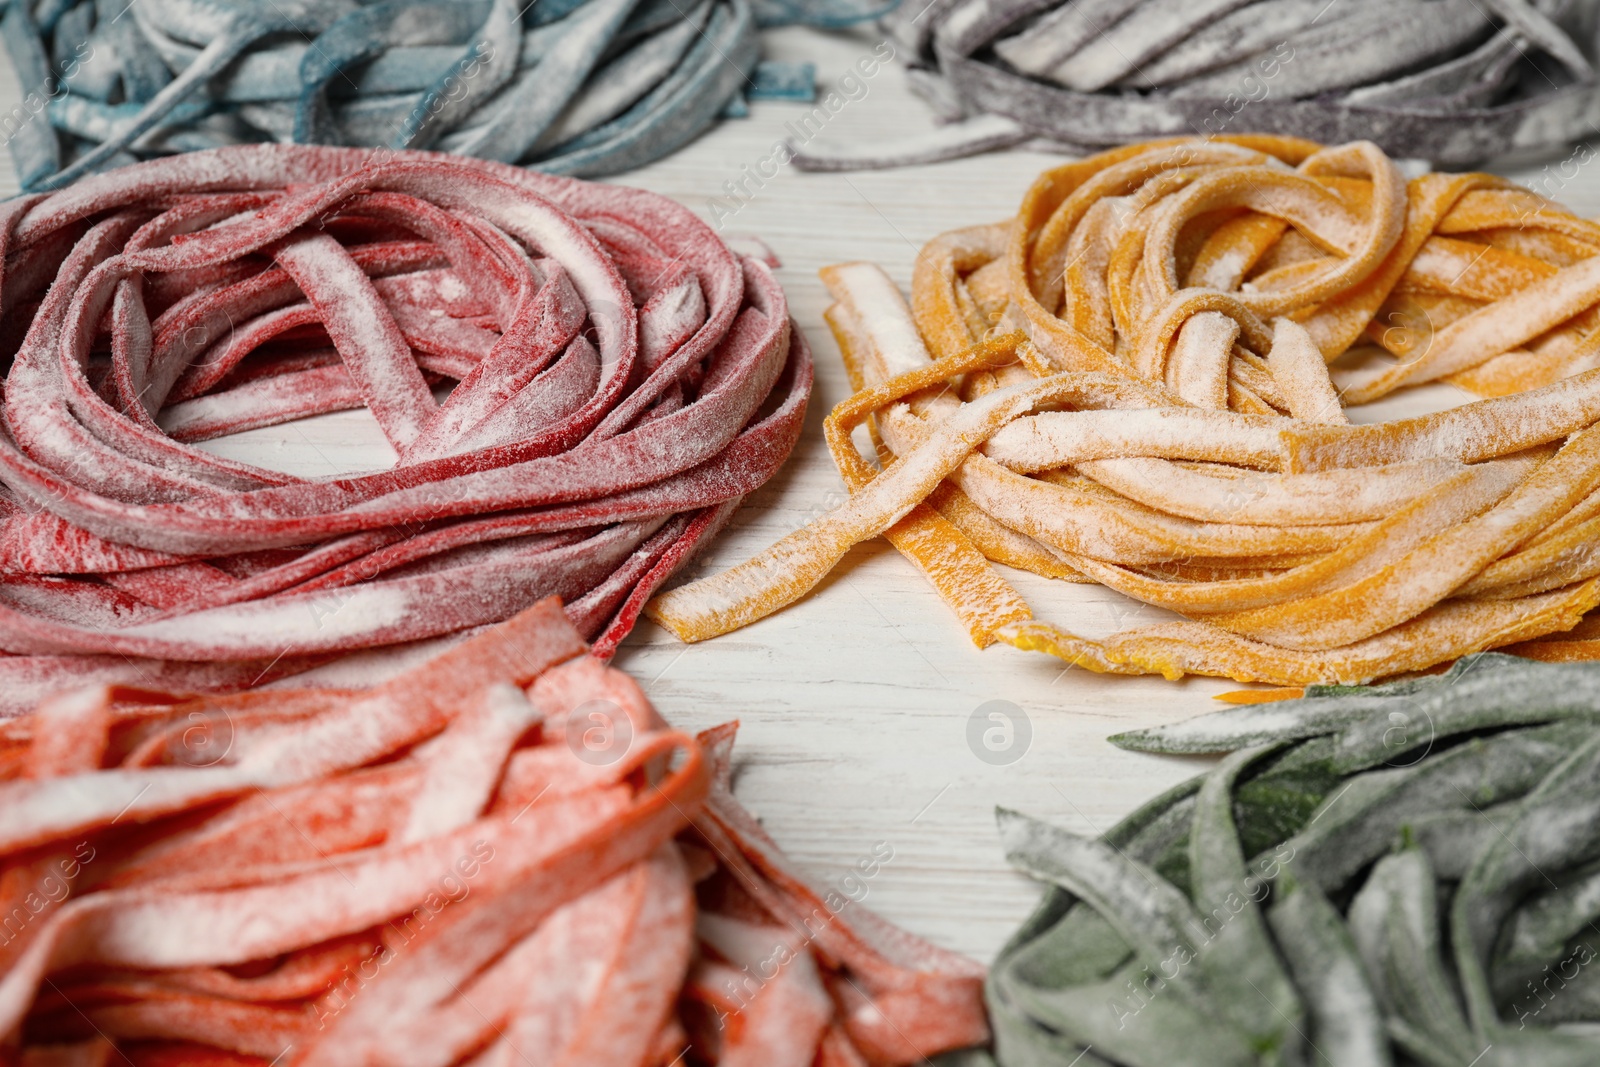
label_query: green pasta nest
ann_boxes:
[987,654,1600,1067]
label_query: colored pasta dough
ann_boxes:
[0,598,989,1064]
[793,0,1600,169]
[0,0,878,190]
[985,654,1600,1066]
[651,136,1600,685]
[0,144,810,711]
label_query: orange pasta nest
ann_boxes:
[0,600,988,1065]
[649,135,1600,686]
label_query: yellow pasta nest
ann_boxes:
[649,136,1600,685]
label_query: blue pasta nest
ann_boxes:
[0,0,878,190]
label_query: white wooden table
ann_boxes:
[2,25,1593,964]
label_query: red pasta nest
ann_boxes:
[0,599,988,1065]
[0,144,810,711]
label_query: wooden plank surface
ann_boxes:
[1,23,1595,963]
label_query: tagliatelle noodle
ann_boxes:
[792,0,1600,170]
[650,136,1600,685]
[0,598,989,1064]
[0,144,810,713]
[0,0,887,191]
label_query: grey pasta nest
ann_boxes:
[801,0,1600,169]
